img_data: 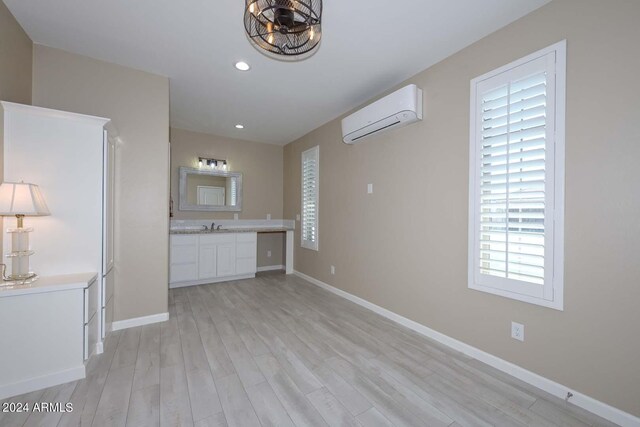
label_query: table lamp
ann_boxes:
[0,181,50,282]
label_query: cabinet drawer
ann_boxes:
[236,232,257,243]
[171,234,198,245]
[236,257,257,275]
[171,243,198,264]
[200,233,236,245]
[236,242,257,258]
[84,278,99,324]
[170,263,198,283]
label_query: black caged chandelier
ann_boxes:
[244,0,322,59]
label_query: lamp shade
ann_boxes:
[0,182,50,216]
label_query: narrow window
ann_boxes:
[302,146,319,250]
[468,41,566,310]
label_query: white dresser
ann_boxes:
[1,102,116,356]
[0,273,98,399]
[170,232,258,288]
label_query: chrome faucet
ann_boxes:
[211,222,215,230]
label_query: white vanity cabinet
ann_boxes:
[170,232,257,288]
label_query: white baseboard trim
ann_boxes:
[293,270,639,427]
[112,312,169,331]
[257,265,285,272]
[0,365,85,400]
[169,274,256,289]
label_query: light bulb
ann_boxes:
[268,34,274,44]
[249,2,255,14]
[310,27,315,41]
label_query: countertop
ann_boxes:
[0,272,98,298]
[170,227,293,235]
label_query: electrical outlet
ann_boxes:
[234,213,239,220]
[267,250,272,258]
[511,322,524,342]
[367,183,373,194]
[296,214,300,221]
[267,214,271,220]
[330,265,335,275]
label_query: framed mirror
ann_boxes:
[179,167,243,212]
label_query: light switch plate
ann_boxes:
[330,265,335,275]
[367,183,373,194]
[267,214,271,220]
[234,213,239,220]
[296,214,300,221]
[267,250,272,258]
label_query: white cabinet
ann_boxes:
[236,233,258,275]
[101,132,116,339]
[0,273,97,400]
[1,102,117,355]
[170,232,257,288]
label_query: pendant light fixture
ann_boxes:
[244,0,322,59]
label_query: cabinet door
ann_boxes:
[216,243,236,277]
[102,131,116,274]
[170,235,198,283]
[198,244,217,279]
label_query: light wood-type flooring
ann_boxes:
[0,272,618,426]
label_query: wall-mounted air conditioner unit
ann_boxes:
[341,84,423,144]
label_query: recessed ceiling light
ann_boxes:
[235,124,244,129]
[234,61,251,71]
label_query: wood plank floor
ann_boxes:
[0,272,618,427]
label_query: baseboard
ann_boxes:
[293,270,640,427]
[257,265,285,272]
[0,365,85,400]
[169,273,256,289]
[112,312,169,331]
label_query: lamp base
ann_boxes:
[0,273,39,287]
[7,272,38,281]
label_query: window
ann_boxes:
[302,146,319,250]
[468,41,565,310]
[230,177,237,206]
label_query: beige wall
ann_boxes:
[33,45,170,322]
[0,2,31,105]
[284,0,640,416]
[171,127,285,268]
[0,1,32,260]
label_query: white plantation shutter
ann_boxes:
[302,146,319,250]
[230,177,237,206]
[469,41,565,310]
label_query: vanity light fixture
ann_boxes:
[235,124,245,129]
[234,61,251,71]
[198,157,228,171]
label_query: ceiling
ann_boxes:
[5,0,549,145]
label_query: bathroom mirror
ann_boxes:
[179,167,242,212]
